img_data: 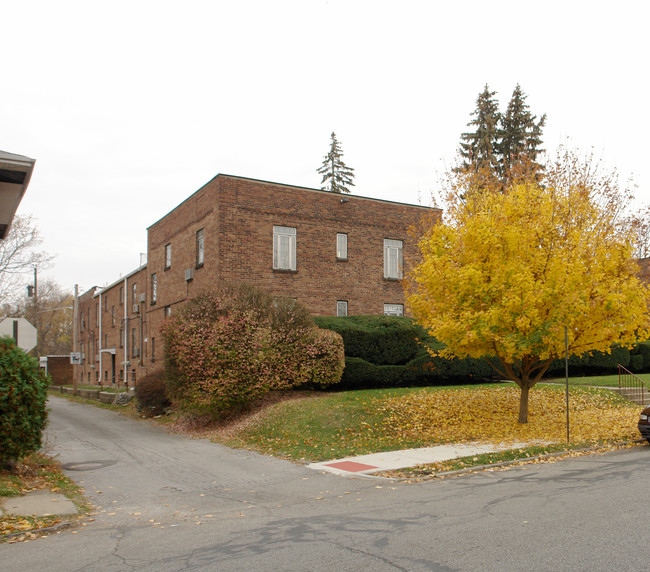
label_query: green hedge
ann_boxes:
[315,316,496,389]
[313,315,426,365]
[632,342,650,372]
[547,345,636,376]
[316,316,650,388]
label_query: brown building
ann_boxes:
[39,355,73,386]
[75,175,438,386]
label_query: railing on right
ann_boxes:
[619,364,647,406]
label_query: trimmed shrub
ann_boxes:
[135,370,170,416]
[316,316,497,388]
[588,346,631,371]
[547,344,639,377]
[629,353,644,372]
[633,342,650,371]
[313,315,426,365]
[161,284,344,416]
[0,337,49,468]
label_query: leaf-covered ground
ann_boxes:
[378,385,639,444]
[218,384,641,462]
[0,454,90,542]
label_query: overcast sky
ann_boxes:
[3,0,648,296]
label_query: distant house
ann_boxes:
[75,174,439,386]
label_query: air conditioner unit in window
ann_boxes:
[132,304,140,313]
[185,268,194,281]
[139,293,146,303]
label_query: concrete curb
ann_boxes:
[385,438,647,482]
[1,520,77,541]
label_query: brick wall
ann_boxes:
[77,174,440,383]
[77,267,152,385]
[147,174,437,311]
[43,356,73,386]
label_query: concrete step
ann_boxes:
[613,387,650,406]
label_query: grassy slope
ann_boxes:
[219,383,641,462]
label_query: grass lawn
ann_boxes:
[218,383,641,463]
[545,372,650,387]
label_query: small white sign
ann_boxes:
[70,352,82,365]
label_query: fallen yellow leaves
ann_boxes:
[376,385,639,445]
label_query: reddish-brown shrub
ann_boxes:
[161,284,344,416]
[134,369,170,416]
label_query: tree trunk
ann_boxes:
[518,382,530,424]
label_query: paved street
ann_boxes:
[2,395,650,571]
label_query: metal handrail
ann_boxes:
[618,364,647,406]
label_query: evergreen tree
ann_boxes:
[498,84,546,176]
[457,84,546,184]
[317,132,355,194]
[458,84,501,173]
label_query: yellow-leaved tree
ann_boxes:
[407,149,650,423]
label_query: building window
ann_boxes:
[131,328,137,357]
[337,300,348,317]
[164,243,172,269]
[151,337,155,361]
[104,334,108,348]
[273,226,296,271]
[384,303,404,316]
[111,306,115,328]
[151,273,157,304]
[336,233,348,260]
[103,295,108,312]
[132,283,137,305]
[164,305,172,318]
[119,286,124,305]
[196,229,205,268]
[119,327,124,348]
[384,239,403,279]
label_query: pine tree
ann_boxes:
[498,84,546,176]
[317,132,355,194]
[458,84,501,173]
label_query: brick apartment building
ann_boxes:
[75,175,439,386]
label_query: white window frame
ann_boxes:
[336,233,348,260]
[384,239,403,279]
[164,243,172,269]
[151,273,157,304]
[384,303,404,316]
[337,300,348,317]
[273,226,297,271]
[196,229,205,267]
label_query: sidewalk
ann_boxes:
[308,441,543,477]
[0,490,78,518]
